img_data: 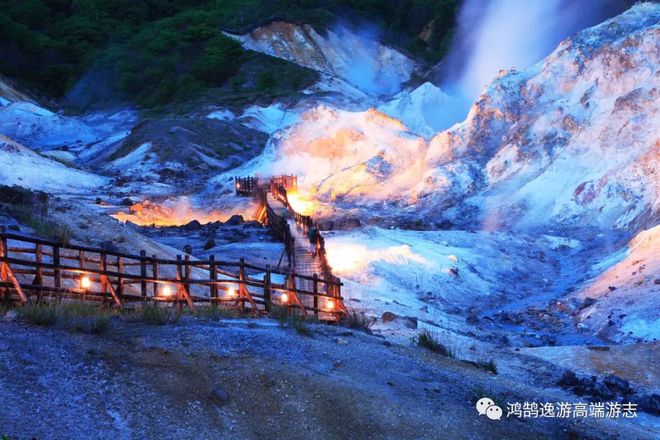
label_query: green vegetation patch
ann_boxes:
[0,185,73,244]
[0,0,459,108]
[18,302,114,334]
[125,303,182,325]
[412,328,455,358]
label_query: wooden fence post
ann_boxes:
[100,252,107,304]
[117,256,124,299]
[53,244,61,300]
[264,264,271,313]
[238,257,246,312]
[176,255,183,310]
[209,255,217,306]
[184,255,191,297]
[0,226,7,302]
[78,249,85,302]
[313,273,318,319]
[140,250,147,298]
[152,254,158,299]
[34,243,43,288]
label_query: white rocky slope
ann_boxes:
[378,82,466,138]
[225,21,416,96]
[422,3,660,232]
[210,105,427,212]
[573,225,660,342]
[0,75,35,106]
[0,135,106,193]
[224,4,659,234]
[0,102,100,151]
[210,4,660,344]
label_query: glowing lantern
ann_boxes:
[281,293,289,303]
[81,276,91,290]
[327,299,335,311]
[227,287,237,298]
[161,285,173,298]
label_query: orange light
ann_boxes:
[227,287,237,298]
[325,244,368,273]
[81,276,91,289]
[236,182,241,189]
[161,285,173,297]
[327,299,335,311]
[285,191,316,215]
[281,293,289,303]
[110,197,231,227]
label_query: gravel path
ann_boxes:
[0,317,656,439]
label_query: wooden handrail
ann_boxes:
[0,223,344,319]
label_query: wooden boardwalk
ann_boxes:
[0,174,346,320]
[237,175,346,318]
[289,219,329,311]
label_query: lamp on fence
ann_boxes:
[161,285,173,298]
[80,275,91,290]
[326,299,335,311]
[280,292,289,304]
[227,286,237,298]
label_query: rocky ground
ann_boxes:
[136,217,284,269]
[1,315,657,440]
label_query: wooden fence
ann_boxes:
[235,175,297,197]
[266,182,338,290]
[242,176,346,317]
[0,228,344,320]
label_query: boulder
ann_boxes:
[210,386,230,407]
[603,375,632,396]
[318,220,334,231]
[638,394,660,415]
[183,220,202,231]
[225,214,244,226]
[381,311,398,323]
[336,217,361,230]
[3,310,18,322]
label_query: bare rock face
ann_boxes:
[232,5,659,234]
[225,22,416,95]
[573,225,660,342]
[0,102,99,150]
[422,3,660,232]
[0,135,107,193]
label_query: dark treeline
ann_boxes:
[0,0,458,107]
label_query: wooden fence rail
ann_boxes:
[267,182,340,296]
[0,227,344,321]
[242,175,346,315]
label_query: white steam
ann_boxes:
[331,22,410,96]
[437,0,618,129]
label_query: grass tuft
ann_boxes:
[17,302,113,334]
[127,303,181,325]
[412,329,455,358]
[269,304,291,324]
[59,303,113,334]
[475,359,498,375]
[270,305,315,336]
[19,302,58,327]
[189,305,240,320]
[286,313,313,337]
[341,308,375,333]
